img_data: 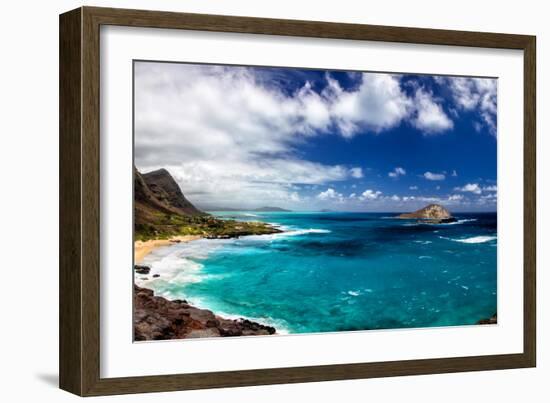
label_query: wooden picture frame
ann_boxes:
[59,6,536,396]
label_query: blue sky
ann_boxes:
[134,62,497,212]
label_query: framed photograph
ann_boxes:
[59,6,536,396]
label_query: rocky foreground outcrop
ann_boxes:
[134,285,276,340]
[477,313,497,325]
[397,204,457,224]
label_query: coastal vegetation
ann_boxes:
[135,212,281,241]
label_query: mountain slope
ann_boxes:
[134,167,204,239]
[141,168,202,216]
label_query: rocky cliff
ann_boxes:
[134,167,202,219]
[397,204,456,223]
[141,168,203,216]
[134,285,276,340]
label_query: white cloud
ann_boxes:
[400,194,464,206]
[330,77,454,137]
[289,192,301,202]
[423,171,446,181]
[455,183,482,194]
[411,88,453,134]
[328,73,412,137]
[134,62,481,209]
[388,167,406,178]
[390,195,401,201]
[135,63,377,208]
[483,185,497,192]
[448,194,464,201]
[478,192,497,205]
[438,76,497,135]
[477,185,497,205]
[317,188,344,201]
[359,189,382,201]
[349,167,364,178]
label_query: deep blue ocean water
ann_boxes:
[137,212,497,334]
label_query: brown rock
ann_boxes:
[477,313,497,325]
[134,265,151,274]
[397,204,456,223]
[133,285,277,340]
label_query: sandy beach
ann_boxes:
[134,235,202,263]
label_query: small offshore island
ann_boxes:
[133,167,280,340]
[396,203,457,224]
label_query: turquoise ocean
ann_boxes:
[136,211,497,334]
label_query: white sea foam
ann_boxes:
[418,255,432,259]
[442,218,478,226]
[245,228,331,241]
[242,213,260,217]
[440,235,497,244]
[347,290,361,296]
[136,239,229,292]
[405,218,478,227]
[286,228,331,236]
[136,252,207,289]
[212,310,292,334]
[414,240,433,245]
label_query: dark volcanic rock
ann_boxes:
[134,265,151,275]
[133,285,276,341]
[477,313,497,325]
